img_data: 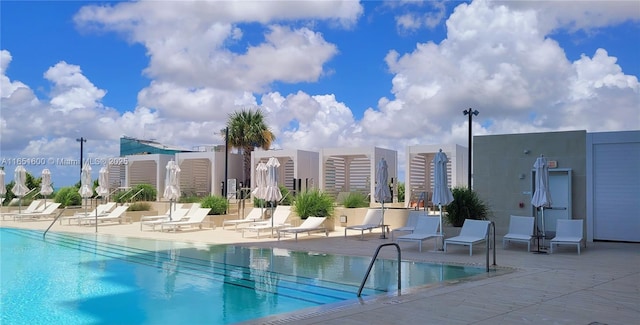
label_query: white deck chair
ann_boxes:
[550,219,584,254]
[13,203,61,221]
[344,209,383,239]
[277,217,328,241]
[242,207,292,238]
[444,219,491,256]
[80,205,130,225]
[222,207,264,230]
[390,210,422,240]
[396,216,442,252]
[140,208,189,231]
[161,208,211,232]
[502,215,535,252]
[61,202,117,225]
[140,203,184,222]
[1,200,43,220]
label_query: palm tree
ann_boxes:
[224,108,275,187]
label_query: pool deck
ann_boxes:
[1,218,638,325]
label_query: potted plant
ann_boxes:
[445,187,490,227]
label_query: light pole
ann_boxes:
[76,137,86,177]
[462,108,479,188]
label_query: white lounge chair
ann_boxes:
[1,200,43,220]
[396,216,441,252]
[344,208,383,239]
[61,202,117,225]
[160,208,211,232]
[390,210,422,240]
[80,205,130,225]
[502,215,535,252]
[444,219,491,256]
[140,208,189,231]
[12,203,62,221]
[550,219,584,254]
[278,217,328,241]
[139,204,185,222]
[222,207,264,230]
[242,206,291,238]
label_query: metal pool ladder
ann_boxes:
[358,243,401,297]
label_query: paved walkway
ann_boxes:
[1,218,638,325]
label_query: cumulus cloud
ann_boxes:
[1,0,638,186]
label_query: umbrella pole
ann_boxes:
[271,202,275,238]
[95,202,98,233]
[439,204,444,250]
[533,207,547,254]
[380,202,386,239]
[541,207,546,247]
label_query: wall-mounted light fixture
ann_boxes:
[524,149,531,154]
[519,173,526,180]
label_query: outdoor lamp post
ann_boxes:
[76,137,86,177]
[462,108,479,188]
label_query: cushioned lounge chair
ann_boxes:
[390,210,422,240]
[140,208,189,231]
[140,204,185,222]
[444,219,491,256]
[502,215,535,252]
[61,202,116,225]
[278,217,328,241]
[13,202,62,221]
[222,207,264,230]
[1,200,43,220]
[344,208,383,239]
[396,216,441,252]
[242,206,291,239]
[80,205,130,225]
[550,219,584,254]
[160,208,211,232]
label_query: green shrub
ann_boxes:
[340,192,369,208]
[397,182,405,202]
[200,195,228,215]
[293,190,334,219]
[128,202,151,211]
[55,187,82,207]
[179,196,202,204]
[279,185,294,206]
[445,187,490,227]
[115,184,157,203]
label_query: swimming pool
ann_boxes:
[1,228,485,324]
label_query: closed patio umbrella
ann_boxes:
[96,166,110,202]
[12,165,29,213]
[0,169,6,203]
[374,158,392,239]
[78,162,94,224]
[252,161,268,216]
[264,157,282,237]
[40,169,54,208]
[432,149,454,249]
[531,155,552,252]
[163,160,181,220]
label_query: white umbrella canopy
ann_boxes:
[163,160,181,220]
[96,167,110,199]
[12,165,29,213]
[432,149,454,247]
[531,155,552,240]
[374,158,392,239]
[0,169,6,198]
[264,157,283,236]
[40,169,54,207]
[252,162,268,200]
[78,162,93,217]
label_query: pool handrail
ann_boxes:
[43,207,67,239]
[358,243,401,297]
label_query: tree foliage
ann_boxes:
[223,108,275,187]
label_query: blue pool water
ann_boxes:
[1,228,485,324]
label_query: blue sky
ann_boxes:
[1,0,639,188]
